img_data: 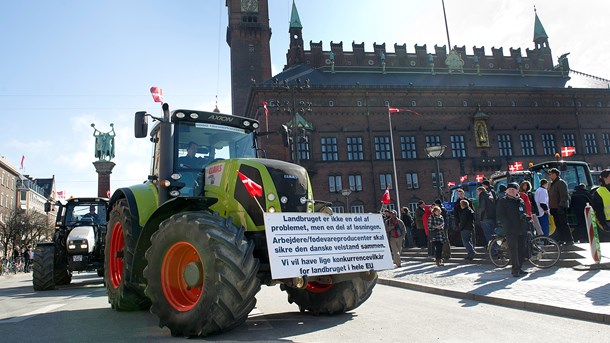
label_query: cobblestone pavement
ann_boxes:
[378,258,610,324]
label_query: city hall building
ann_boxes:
[226,0,610,213]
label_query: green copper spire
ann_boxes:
[533,8,548,43]
[290,0,302,29]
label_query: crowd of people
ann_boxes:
[1,245,33,274]
[382,167,610,276]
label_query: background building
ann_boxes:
[228,1,610,213]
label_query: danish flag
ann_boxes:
[238,171,263,198]
[447,181,456,187]
[381,185,391,204]
[513,161,523,171]
[561,146,576,157]
[150,86,164,103]
[475,174,485,182]
[460,175,467,183]
[509,165,516,172]
[388,106,421,116]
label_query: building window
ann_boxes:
[356,100,363,107]
[384,100,390,106]
[437,100,443,107]
[450,135,466,158]
[411,100,417,107]
[498,134,513,157]
[603,133,610,154]
[380,174,393,190]
[329,175,342,193]
[348,175,363,192]
[405,172,419,190]
[347,136,364,160]
[584,133,598,154]
[520,134,535,156]
[351,204,365,213]
[328,100,334,107]
[511,101,516,107]
[432,171,444,188]
[374,136,392,160]
[486,100,492,107]
[332,206,345,213]
[542,133,555,156]
[463,100,468,107]
[298,135,310,160]
[425,135,441,147]
[321,137,338,161]
[400,136,417,159]
[562,133,576,148]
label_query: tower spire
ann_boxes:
[290,0,302,29]
[286,0,304,67]
[533,6,549,50]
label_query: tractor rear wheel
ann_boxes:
[105,199,150,311]
[283,274,378,315]
[32,245,55,291]
[144,212,260,337]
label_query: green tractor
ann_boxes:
[104,103,378,337]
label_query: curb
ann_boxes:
[378,277,610,325]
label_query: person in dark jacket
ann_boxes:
[496,182,528,277]
[400,207,414,248]
[548,168,573,245]
[457,199,476,260]
[477,186,496,245]
[570,183,593,243]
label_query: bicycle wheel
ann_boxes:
[528,236,560,268]
[488,236,510,268]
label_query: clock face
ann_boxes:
[241,0,258,13]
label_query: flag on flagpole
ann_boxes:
[460,175,467,183]
[509,165,515,172]
[150,86,164,103]
[447,181,456,187]
[57,191,65,199]
[388,106,421,116]
[561,146,576,157]
[475,174,485,182]
[20,155,24,170]
[380,185,391,204]
[238,171,263,198]
[513,161,523,171]
[262,101,269,132]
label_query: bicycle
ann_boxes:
[488,227,561,269]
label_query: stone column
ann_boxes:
[93,161,116,198]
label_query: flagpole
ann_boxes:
[388,106,401,211]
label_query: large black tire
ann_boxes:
[144,212,260,337]
[32,245,55,291]
[54,269,72,285]
[283,274,378,315]
[105,199,150,311]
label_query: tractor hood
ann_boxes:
[67,226,95,253]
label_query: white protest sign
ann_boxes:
[264,212,393,279]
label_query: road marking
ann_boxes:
[0,304,65,324]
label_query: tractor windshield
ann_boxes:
[175,121,257,170]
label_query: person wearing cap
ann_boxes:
[535,179,550,236]
[496,182,528,277]
[384,210,406,268]
[482,179,497,200]
[592,169,610,233]
[548,168,573,245]
[570,183,593,243]
[477,186,496,245]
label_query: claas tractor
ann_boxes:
[104,103,377,337]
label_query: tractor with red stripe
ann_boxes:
[104,103,378,337]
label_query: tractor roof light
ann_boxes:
[170,173,181,180]
[252,122,259,129]
[242,120,251,127]
[175,112,186,119]
[189,112,199,119]
[169,190,180,197]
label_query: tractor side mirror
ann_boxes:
[44,201,51,213]
[134,111,149,138]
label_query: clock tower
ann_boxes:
[226,0,272,117]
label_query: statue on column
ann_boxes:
[91,123,116,161]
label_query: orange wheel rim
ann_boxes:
[306,281,333,293]
[161,242,203,311]
[109,222,124,289]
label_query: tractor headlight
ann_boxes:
[169,190,180,197]
[68,243,76,250]
[80,243,88,249]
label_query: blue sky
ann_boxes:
[1,0,608,198]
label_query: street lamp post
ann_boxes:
[274,78,311,165]
[341,188,352,213]
[425,145,446,201]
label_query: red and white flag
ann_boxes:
[513,161,523,171]
[388,106,421,116]
[380,185,391,204]
[475,174,485,182]
[561,146,576,157]
[262,101,269,132]
[106,189,111,198]
[20,155,24,169]
[57,191,65,199]
[509,165,516,172]
[150,86,164,103]
[460,175,467,183]
[238,171,263,198]
[447,181,456,187]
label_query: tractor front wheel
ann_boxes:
[105,199,150,311]
[283,274,378,315]
[144,212,260,337]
